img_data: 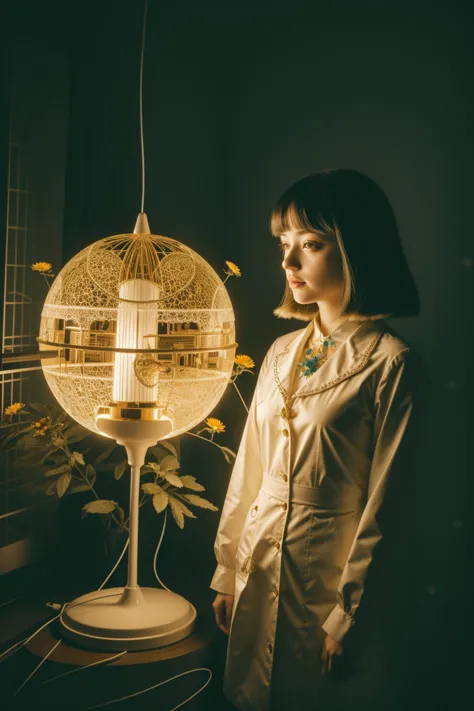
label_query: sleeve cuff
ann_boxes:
[322,604,356,644]
[209,564,236,595]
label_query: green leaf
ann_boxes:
[55,411,69,425]
[141,464,155,475]
[0,421,23,431]
[46,481,58,496]
[0,429,27,450]
[148,443,176,462]
[168,495,197,529]
[141,482,162,495]
[0,421,32,434]
[161,471,183,488]
[159,440,179,459]
[12,448,48,469]
[29,403,51,418]
[56,472,72,498]
[67,479,94,494]
[71,451,85,466]
[94,442,117,465]
[179,475,205,491]
[182,494,218,511]
[16,433,40,448]
[160,455,180,471]
[42,451,66,466]
[44,463,70,477]
[82,499,118,515]
[220,446,237,464]
[63,424,89,443]
[114,460,128,480]
[152,490,169,514]
[85,464,96,488]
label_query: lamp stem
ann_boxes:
[119,439,152,606]
[127,463,142,589]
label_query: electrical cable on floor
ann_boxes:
[40,650,128,686]
[2,496,215,709]
[1,532,131,668]
[0,596,21,608]
[0,635,30,663]
[38,507,171,689]
[12,639,62,698]
[81,668,213,711]
[1,591,124,702]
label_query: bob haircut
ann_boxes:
[270,169,420,328]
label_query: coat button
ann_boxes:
[282,429,289,438]
[280,406,296,420]
[250,504,258,518]
[273,540,281,550]
[272,587,279,598]
[267,643,273,653]
[281,502,287,511]
[280,472,288,482]
[241,556,257,574]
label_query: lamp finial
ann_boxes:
[134,212,150,234]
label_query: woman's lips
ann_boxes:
[288,279,306,288]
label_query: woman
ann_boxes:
[210,168,420,711]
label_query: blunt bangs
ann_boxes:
[270,169,420,323]
[270,190,334,239]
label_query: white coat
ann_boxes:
[210,316,415,711]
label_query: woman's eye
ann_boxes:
[278,241,322,252]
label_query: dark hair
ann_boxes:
[270,168,420,324]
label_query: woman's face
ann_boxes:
[279,227,344,305]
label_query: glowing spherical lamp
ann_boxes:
[38,214,236,650]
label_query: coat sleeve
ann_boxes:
[322,347,414,643]
[209,342,276,595]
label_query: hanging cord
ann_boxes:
[139,0,148,214]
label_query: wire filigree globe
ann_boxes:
[38,232,236,438]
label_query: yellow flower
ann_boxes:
[32,262,52,273]
[32,417,51,436]
[224,261,241,277]
[205,417,226,433]
[234,354,255,370]
[4,402,25,416]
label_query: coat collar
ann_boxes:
[272,317,385,403]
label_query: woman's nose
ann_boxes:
[282,249,300,270]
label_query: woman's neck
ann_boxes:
[314,312,329,337]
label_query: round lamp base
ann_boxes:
[60,587,197,651]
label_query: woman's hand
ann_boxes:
[212,593,234,635]
[321,633,344,674]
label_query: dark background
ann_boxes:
[2,0,473,708]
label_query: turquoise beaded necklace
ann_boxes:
[296,321,337,378]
